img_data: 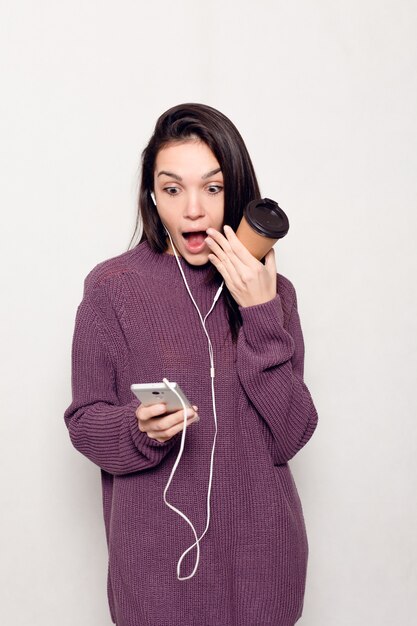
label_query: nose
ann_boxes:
[183,193,205,220]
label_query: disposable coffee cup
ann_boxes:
[236,197,289,260]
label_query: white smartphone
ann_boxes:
[130,382,193,414]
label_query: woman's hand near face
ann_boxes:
[136,403,199,443]
[205,225,277,308]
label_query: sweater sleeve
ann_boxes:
[236,279,318,464]
[63,284,179,476]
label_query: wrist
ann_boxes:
[239,293,277,309]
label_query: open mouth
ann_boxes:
[182,231,207,252]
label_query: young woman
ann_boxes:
[64,103,319,626]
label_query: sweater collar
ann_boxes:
[134,239,217,289]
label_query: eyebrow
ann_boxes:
[157,167,222,181]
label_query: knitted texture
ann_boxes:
[64,240,318,626]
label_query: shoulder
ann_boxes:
[83,241,149,296]
[78,244,152,329]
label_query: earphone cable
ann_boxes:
[160,227,223,580]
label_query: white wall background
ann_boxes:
[1,1,416,624]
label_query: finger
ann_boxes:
[149,407,197,432]
[207,251,233,285]
[205,233,232,264]
[139,404,198,428]
[167,406,197,420]
[205,227,229,250]
[265,246,276,275]
[151,415,199,443]
[143,403,198,418]
[206,231,243,284]
[205,228,243,266]
[223,225,260,266]
[266,249,277,290]
[137,402,167,421]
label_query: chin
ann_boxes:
[181,247,210,266]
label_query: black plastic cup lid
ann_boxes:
[244,197,289,239]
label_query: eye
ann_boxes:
[163,187,180,196]
[207,185,223,194]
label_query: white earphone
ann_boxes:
[150,191,169,235]
[148,187,224,581]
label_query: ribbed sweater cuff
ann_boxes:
[238,294,294,359]
[128,398,179,451]
[239,293,284,323]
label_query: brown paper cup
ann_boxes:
[236,215,278,260]
[236,198,289,260]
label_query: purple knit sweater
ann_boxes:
[64,240,318,626]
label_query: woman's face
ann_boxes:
[153,140,224,266]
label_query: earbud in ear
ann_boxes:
[150,191,156,206]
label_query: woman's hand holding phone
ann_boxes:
[135,403,199,443]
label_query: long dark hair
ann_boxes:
[128,103,261,343]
